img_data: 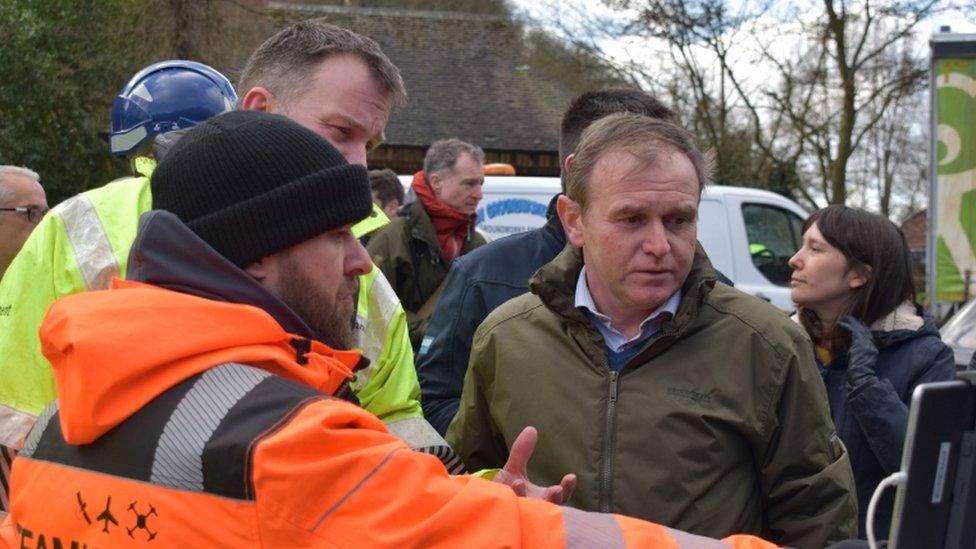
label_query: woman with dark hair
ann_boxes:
[788,205,955,537]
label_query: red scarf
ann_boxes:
[412,171,476,263]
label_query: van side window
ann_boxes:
[741,203,804,287]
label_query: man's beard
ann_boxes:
[276,259,357,350]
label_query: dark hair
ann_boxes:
[238,20,406,109]
[565,113,712,210]
[798,205,916,351]
[559,88,676,181]
[369,168,404,207]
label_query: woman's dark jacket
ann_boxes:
[814,303,955,537]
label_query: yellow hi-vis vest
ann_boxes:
[0,165,443,458]
[354,202,391,240]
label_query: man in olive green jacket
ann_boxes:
[448,114,857,549]
[368,139,487,350]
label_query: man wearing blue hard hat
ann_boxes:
[0,59,237,519]
[107,60,238,160]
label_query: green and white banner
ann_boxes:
[934,55,976,302]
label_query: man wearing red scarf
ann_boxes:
[367,139,486,350]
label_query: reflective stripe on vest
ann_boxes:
[0,404,37,450]
[54,194,119,291]
[661,525,735,548]
[19,401,59,458]
[353,266,400,387]
[561,506,626,548]
[151,365,271,491]
[384,416,465,474]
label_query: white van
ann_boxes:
[399,176,809,311]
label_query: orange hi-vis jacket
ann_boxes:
[1,280,779,548]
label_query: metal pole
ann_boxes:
[926,37,939,316]
[966,269,972,304]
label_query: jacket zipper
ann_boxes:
[599,370,619,512]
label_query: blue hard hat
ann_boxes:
[109,60,238,157]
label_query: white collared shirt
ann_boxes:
[574,266,681,353]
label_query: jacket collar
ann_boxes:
[404,198,482,264]
[404,199,446,258]
[872,302,938,349]
[127,210,318,340]
[529,242,718,339]
[871,301,924,332]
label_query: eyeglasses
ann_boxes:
[0,206,48,224]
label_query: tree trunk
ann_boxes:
[171,0,194,59]
[825,0,852,205]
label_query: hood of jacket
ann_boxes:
[871,301,937,349]
[40,210,364,446]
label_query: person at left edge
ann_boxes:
[0,166,47,281]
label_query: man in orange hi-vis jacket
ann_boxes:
[1,112,777,549]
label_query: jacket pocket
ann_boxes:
[828,432,847,461]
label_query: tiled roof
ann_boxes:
[270,3,576,152]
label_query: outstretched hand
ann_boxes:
[493,426,576,504]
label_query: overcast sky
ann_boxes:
[509,0,976,58]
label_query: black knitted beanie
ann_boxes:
[151,110,372,267]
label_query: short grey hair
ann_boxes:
[423,139,485,179]
[238,19,406,110]
[0,166,41,205]
[566,113,714,210]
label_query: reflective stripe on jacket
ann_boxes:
[349,264,457,470]
[1,282,779,549]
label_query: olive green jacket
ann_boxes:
[367,200,485,349]
[447,245,858,548]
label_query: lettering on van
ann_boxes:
[477,199,549,238]
[482,199,547,219]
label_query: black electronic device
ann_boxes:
[889,372,976,549]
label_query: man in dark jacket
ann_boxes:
[449,113,858,548]
[417,89,678,434]
[367,138,487,350]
